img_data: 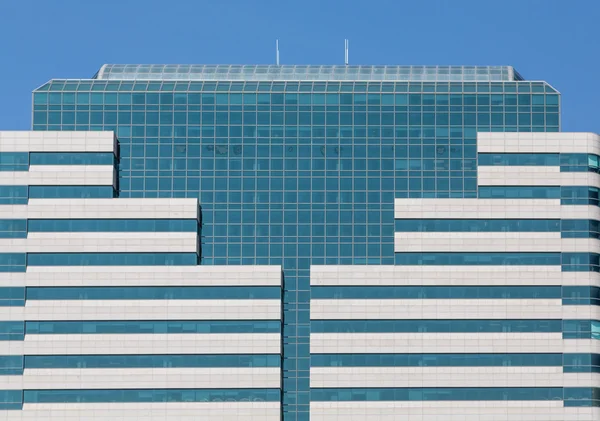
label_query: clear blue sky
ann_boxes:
[1,0,598,133]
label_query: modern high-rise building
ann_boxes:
[0,64,593,419]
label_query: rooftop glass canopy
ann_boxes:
[94,64,524,82]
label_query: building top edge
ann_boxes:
[90,64,524,82]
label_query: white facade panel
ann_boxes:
[394,198,561,219]
[0,205,27,220]
[562,339,600,354]
[23,333,281,355]
[394,233,600,253]
[310,333,564,354]
[12,367,280,389]
[310,401,596,421]
[562,372,600,388]
[21,299,281,321]
[477,132,600,154]
[28,165,116,187]
[0,265,282,287]
[310,299,562,320]
[394,231,561,252]
[0,199,199,219]
[0,232,198,253]
[560,271,600,286]
[3,402,281,421]
[24,198,199,219]
[0,131,116,153]
[560,238,600,253]
[310,265,564,286]
[560,205,600,220]
[0,342,24,356]
[310,366,566,388]
[478,165,562,186]
[561,305,600,320]
[0,173,28,186]
[0,307,24,321]
[0,166,115,187]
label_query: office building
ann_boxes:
[0,64,586,419]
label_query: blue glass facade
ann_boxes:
[30,67,562,420]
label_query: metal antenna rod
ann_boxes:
[344,39,349,65]
[276,40,280,65]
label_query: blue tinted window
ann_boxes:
[311,286,560,299]
[0,356,23,374]
[0,220,26,238]
[478,153,559,166]
[561,186,600,206]
[562,287,600,305]
[0,186,27,204]
[311,320,561,333]
[560,154,600,173]
[0,390,22,409]
[0,254,26,273]
[562,253,600,272]
[394,252,560,265]
[563,354,600,373]
[392,218,600,239]
[563,387,600,407]
[0,322,24,340]
[25,320,280,334]
[478,186,560,199]
[27,219,198,233]
[311,353,562,367]
[28,186,115,199]
[561,220,600,239]
[30,152,115,166]
[394,219,560,232]
[0,153,28,171]
[562,320,600,339]
[25,354,280,368]
[27,253,198,266]
[311,387,563,402]
[24,388,280,403]
[0,288,25,306]
[393,252,600,270]
[480,186,600,205]
[27,286,280,300]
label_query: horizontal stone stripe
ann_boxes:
[0,299,281,321]
[0,367,281,390]
[0,166,115,187]
[477,132,600,154]
[310,366,587,388]
[310,332,565,354]
[0,232,198,253]
[0,265,282,287]
[310,299,563,320]
[0,131,115,153]
[23,333,281,355]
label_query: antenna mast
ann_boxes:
[276,40,280,65]
[344,39,349,65]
